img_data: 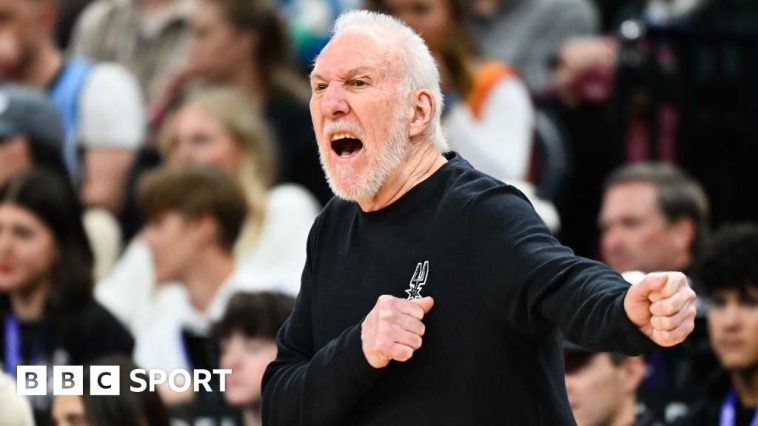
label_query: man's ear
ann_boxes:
[408,89,436,140]
[621,356,646,393]
[192,215,219,246]
[670,217,695,253]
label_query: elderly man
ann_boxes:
[262,11,696,425]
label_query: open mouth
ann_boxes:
[331,133,364,158]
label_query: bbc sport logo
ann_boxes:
[16,365,231,396]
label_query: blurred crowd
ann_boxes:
[0,0,755,425]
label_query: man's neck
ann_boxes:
[20,42,62,89]
[732,367,758,407]
[357,141,447,212]
[181,250,235,313]
[10,281,52,322]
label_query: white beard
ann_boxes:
[318,109,408,202]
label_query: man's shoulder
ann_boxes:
[441,154,532,210]
[314,196,357,228]
[61,58,139,103]
[86,61,139,89]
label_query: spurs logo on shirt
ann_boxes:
[405,261,429,300]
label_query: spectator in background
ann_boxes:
[599,162,709,275]
[0,84,121,281]
[599,161,715,421]
[52,355,169,426]
[0,169,134,425]
[0,84,67,185]
[132,166,289,409]
[154,0,332,204]
[367,0,535,184]
[68,0,193,110]
[97,87,318,337]
[564,343,660,426]
[677,224,758,426]
[161,88,319,288]
[216,291,295,426]
[0,0,145,217]
[466,0,599,93]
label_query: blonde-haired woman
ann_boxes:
[96,86,320,339]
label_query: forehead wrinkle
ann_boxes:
[311,65,380,83]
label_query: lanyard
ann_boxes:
[4,312,45,380]
[720,389,758,426]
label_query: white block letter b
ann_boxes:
[54,366,83,395]
[17,366,47,396]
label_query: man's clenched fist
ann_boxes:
[624,272,697,347]
[361,295,435,368]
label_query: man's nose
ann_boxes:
[170,142,193,166]
[601,227,622,252]
[319,84,350,119]
[721,303,743,329]
[0,230,10,254]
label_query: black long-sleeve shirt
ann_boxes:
[262,153,659,425]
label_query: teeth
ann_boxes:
[331,133,358,141]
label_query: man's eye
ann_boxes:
[709,297,726,308]
[314,83,328,92]
[351,79,368,87]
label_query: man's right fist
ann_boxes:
[361,295,435,369]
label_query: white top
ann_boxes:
[95,184,319,337]
[82,207,122,282]
[0,372,34,426]
[236,184,321,293]
[444,77,535,183]
[133,270,285,372]
[79,63,145,149]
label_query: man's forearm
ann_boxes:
[262,325,382,425]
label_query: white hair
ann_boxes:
[328,10,449,153]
